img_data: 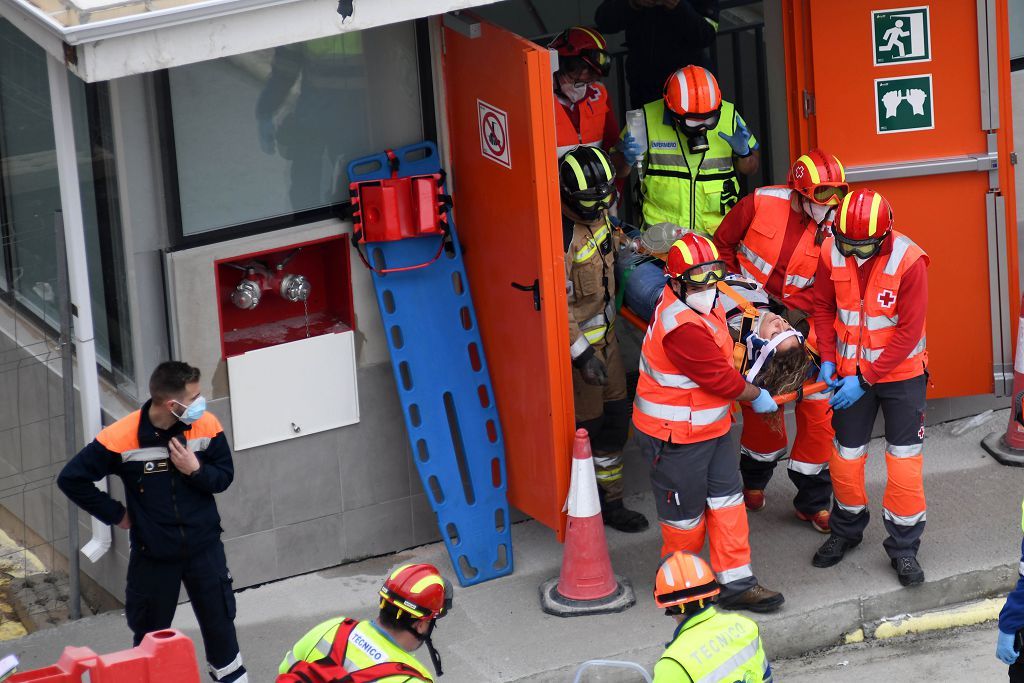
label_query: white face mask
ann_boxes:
[686,288,718,316]
[557,72,589,104]
[802,198,833,226]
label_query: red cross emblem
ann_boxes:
[877,289,896,308]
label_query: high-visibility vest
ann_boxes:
[633,285,734,444]
[822,231,928,383]
[736,186,819,301]
[657,607,770,683]
[278,617,432,682]
[555,83,611,158]
[640,99,744,235]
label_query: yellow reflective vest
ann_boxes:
[653,607,771,683]
[639,99,754,236]
[278,616,432,682]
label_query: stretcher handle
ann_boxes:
[773,381,828,406]
[619,306,649,331]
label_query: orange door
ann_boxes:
[783,0,1018,397]
[442,15,574,538]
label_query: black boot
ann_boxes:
[812,534,860,568]
[602,500,649,533]
[891,556,925,586]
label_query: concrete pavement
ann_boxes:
[3,408,1024,681]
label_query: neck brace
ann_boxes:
[745,329,804,383]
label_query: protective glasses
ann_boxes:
[834,233,884,259]
[567,183,617,211]
[805,184,849,206]
[679,260,728,285]
[578,49,611,77]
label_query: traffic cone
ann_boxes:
[539,428,635,617]
[982,298,1024,465]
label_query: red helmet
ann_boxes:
[833,188,894,259]
[379,563,453,621]
[654,552,720,609]
[788,150,848,206]
[665,232,726,285]
[548,27,610,77]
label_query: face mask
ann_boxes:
[685,288,718,316]
[557,72,589,104]
[802,198,833,225]
[172,395,207,425]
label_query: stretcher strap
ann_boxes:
[716,280,758,372]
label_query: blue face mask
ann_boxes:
[172,396,206,425]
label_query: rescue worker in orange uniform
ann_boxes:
[277,563,452,682]
[714,150,849,532]
[633,233,784,612]
[812,188,929,587]
[562,145,648,533]
[549,27,621,159]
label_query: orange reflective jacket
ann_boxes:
[822,231,928,383]
[555,83,611,158]
[633,286,734,444]
[736,186,819,300]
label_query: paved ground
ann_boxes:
[776,622,1007,681]
[2,409,1023,681]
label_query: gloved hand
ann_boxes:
[750,388,778,414]
[997,629,1020,665]
[257,118,276,155]
[718,119,754,157]
[572,348,608,386]
[622,133,644,165]
[816,361,837,389]
[829,375,866,410]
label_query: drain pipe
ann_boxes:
[47,55,111,562]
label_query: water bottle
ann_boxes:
[626,109,647,177]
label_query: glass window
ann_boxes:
[166,23,425,237]
[0,19,134,385]
[1011,0,1023,61]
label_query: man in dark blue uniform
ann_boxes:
[58,361,246,683]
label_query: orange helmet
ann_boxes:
[788,150,848,206]
[379,563,453,621]
[548,27,611,77]
[654,552,720,609]
[663,66,722,132]
[665,232,726,285]
[833,188,894,259]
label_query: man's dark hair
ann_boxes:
[379,603,420,633]
[149,361,201,401]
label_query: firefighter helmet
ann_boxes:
[665,232,726,285]
[559,145,617,221]
[654,551,720,609]
[379,563,453,621]
[548,27,611,77]
[788,149,848,206]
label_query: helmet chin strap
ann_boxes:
[408,619,444,677]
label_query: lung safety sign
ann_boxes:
[871,6,933,135]
[478,100,511,169]
[875,74,934,133]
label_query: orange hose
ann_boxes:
[773,381,829,405]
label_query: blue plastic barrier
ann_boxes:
[347,142,513,586]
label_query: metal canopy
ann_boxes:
[0,0,502,82]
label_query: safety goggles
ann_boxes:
[803,183,849,206]
[679,260,728,285]
[567,183,617,211]
[578,49,611,77]
[673,108,722,133]
[834,232,884,259]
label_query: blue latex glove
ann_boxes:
[997,630,1019,665]
[622,133,644,165]
[750,387,778,414]
[718,118,754,157]
[829,375,866,410]
[816,361,838,390]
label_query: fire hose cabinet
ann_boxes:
[214,236,359,450]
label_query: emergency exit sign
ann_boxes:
[872,6,931,66]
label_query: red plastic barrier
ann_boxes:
[8,630,200,682]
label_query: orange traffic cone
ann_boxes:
[539,428,635,617]
[983,295,1024,465]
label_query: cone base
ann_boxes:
[538,576,635,617]
[981,432,1024,467]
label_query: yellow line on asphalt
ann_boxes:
[873,598,1006,640]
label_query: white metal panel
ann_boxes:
[227,330,359,450]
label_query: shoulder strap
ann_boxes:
[327,620,430,683]
[717,281,757,371]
